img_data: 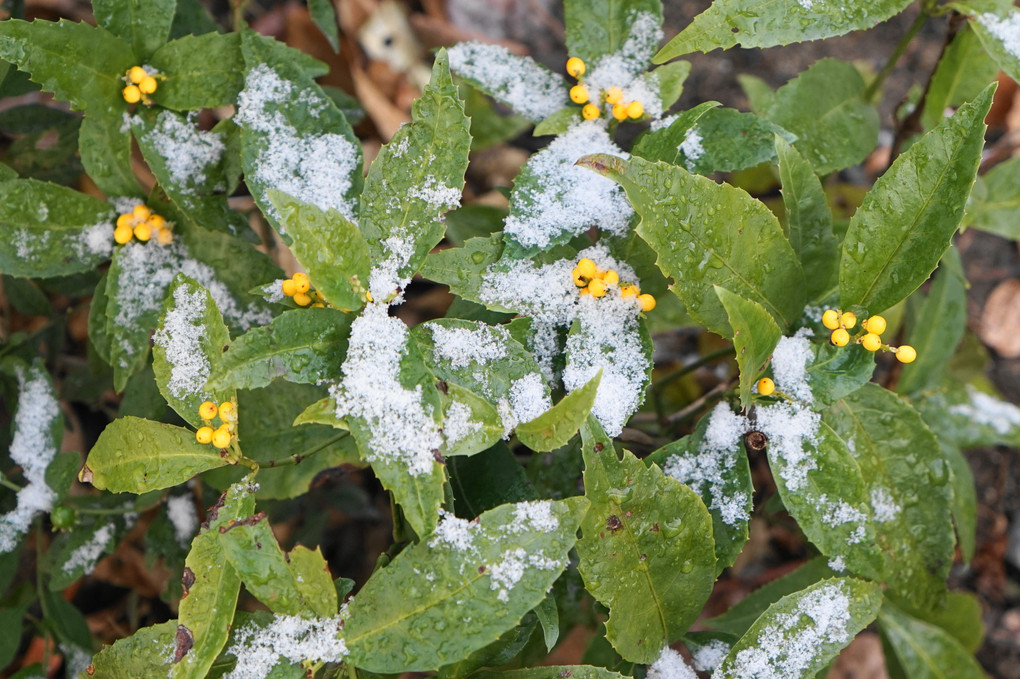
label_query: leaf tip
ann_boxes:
[576,153,625,177]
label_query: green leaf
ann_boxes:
[922,24,1000,130]
[965,155,1020,239]
[421,233,505,304]
[670,107,794,174]
[440,382,506,457]
[267,191,369,311]
[941,438,977,564]
[655,60,692,111]
[654,0,912,60]
[0,179,115,278]
[517,371,601,453]
[0,19,134,110]
[93,0,175,60]
[896,248,967,395]
[804,341,876,407]
[776,136,838,300]
[169,0,220,39]
[149,32,244,110]
[360,49,470,302]
[79,111,142,198]
[472,668,629,679]
[444,204,505,247]
[715,286,781,409]
[209,308,353,392]
[914,376,1020,449]
[218,515,336,617]
[653,410,752,572]
[533,107,581,137]
[45,512,131,589]
[890,591,985,654]
[172,476,255,679]
[153,275,233,428]
[83,621,177,679]
[563,0,663,65]
[824,384,955,608]
[878,598,986,679]
[954,1,1020,84]
[715,578,882,679]
[308,0,339,51]
[81,417,232,493]
[577,418,716,663]
[839,86,992,314]
[704,557,836,637]
[448,443,536,519]
[344,497,589,672]
[238,30,362,234]
[2,276,50,316]
[763,59,879,175]
[581,154,805,335]
[631,101,719,164]
[462,82,531,148]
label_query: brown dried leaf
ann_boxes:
[979,279,1020,358]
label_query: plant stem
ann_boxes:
[262,433,349,468]
[230,0,251,32]
[864,10,928,102]
[0,476,21,492]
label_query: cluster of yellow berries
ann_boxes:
[114,204,172,245]
[281,272,325,308]
[565,57,645,122]
[195,400,237,449]
[822,309,916,363]
[572,258,655,312]
[122,66,161,104]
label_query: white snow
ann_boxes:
[166,495,198,546]
[139,111,225,194]
[447,42,569,122]
[678,127,704,171]
[979,11,1020,60]
[224,614,348,679]
[152,284,212,400]
[487,547,527,602]
[72,222,115,260]
[509,501,559,533]
[583,11,665,119]
[442,400,475,446]
[504,120,634,250]
[690,638,730,673]
[62,523,115,575]
[949,385,1020,437]
[235,64,360,225]
[428,509,477,551]
[770,334,813,404]
[429,323,508,368]
[505,373,553,430]
[0,363,60,552]
[870,487,901,523]
[647,646,697,679]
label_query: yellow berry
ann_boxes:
[821,309,840,330]
[212,426,232,449]
[114,225,134,244]
[122,85,141,103]
[863,315,887,335]
[612,103,628,121]
[566,57,586,78]
[579,287,592,296]
[293,292,312,307]
[218,401,236,422]
[199,401,218,420]
[195,426,213,444]
[830,328,850,347]
[139,76,158,95]
[292,272,310,293]
[116,213,134,230]
[861,333,882,352]
[133,204,151,220]
[127,66,147,84]
[620,285,639,299]
[569,84,589,105]
[573,258,597,286]
[582,103,601,120]
[603,270,620,286]
[626,100,644,119]
[156,229,173,245]
[281,279,297,297]
[133,222,151,242]
[312,302,325,308]
[605,87,623,105]
[757,377,775,396]
[840,311,857,329]
[147,214,166,230]
[588,279,607,298]
[896,345,917,364]
[638,293,656,312]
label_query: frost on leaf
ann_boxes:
[135,111,226,195]
[978,11,1020,60]
[0,362,60,552]
[153,284,212,400]
[235,64,360,226]
[447,42,568,122]
[504,121,634,251]
[62,523,116,575]
[224,613,348,679]
[646,646,697,679]
[948,385,1020,437]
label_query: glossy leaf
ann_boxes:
[473,668,629,679]
[93,0,175,60]
[914,377,1020,450]
[578,418,716,662]
[776,136,838,300]
[440,383,505,457]
[79,111,141,198]
[805,342,876,407]
[965,155,1020,240]
[654,0,912,60]
[0,179,115,278]
[878,599,986,679]
[764,59,879,175]
[715,578,882,679]
[83,621,177,678]
[81,417,232,494]
[940,440,977,563]
[922,24,1000,130]
[421,233,505,304]
[209,307,353,392]
[824,384,955,608]
[631,101,719,165]
[344,497,589,672]
[839,86,992,314]
[668,107,793,174]
[716,286,781,409]
[517,371,601,453]
[153,275,233,428]
[581,154,805,335]
[172,477,255,679]
[0,19,134,110]
[954,1,1020,84]
[447,443,537,519]
[149,32,244,110]
[563,0,663,65]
